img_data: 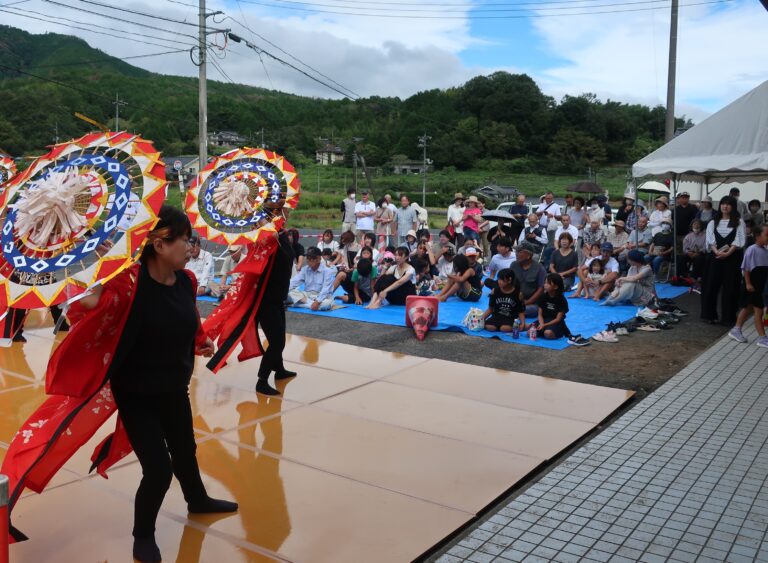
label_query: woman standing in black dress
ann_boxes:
[254,228,298,396]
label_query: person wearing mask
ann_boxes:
[374,196,395,247]
[681,218,708,280]
[701,195,746,324]
[648,196,672,235]
[696,196,714,227]
[395,195,419,246]
[340,187,357,236]
[510,242,546,317]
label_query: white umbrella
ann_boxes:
[637,181,670,195]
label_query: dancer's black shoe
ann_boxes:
[133,537,161,563]
[188,496,239,514]
[274,369,297,380]
[256,379,280,396]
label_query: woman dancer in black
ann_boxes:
[83,206,238,562]
[254,228,298,396]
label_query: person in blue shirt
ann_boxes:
[286,247,335,311]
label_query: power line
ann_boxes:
[26,49,189,69]
[237,0,733,18]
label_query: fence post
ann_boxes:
[0,474,9,563]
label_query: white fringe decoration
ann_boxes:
[213,177,252,217]
[14,167,90,246]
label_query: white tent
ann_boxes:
[633,80,768,182]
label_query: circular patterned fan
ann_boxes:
[0,132,167,309]
[0,154,16,185]
[185,147,300,245]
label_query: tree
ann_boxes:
[548,129,607,172]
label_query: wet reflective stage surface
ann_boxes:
[3,311,633,562]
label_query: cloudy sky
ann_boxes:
[1,0,766,121]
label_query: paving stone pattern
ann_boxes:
[437,324,768,563]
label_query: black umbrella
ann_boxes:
[481,209,519,222]
[568,181,603,194]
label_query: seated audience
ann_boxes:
[603,250,655,307]
[518,213,547,256]
[287,228,305,273]
[287,247,335,311]
[483,269,526,333]
[339,257,377,305]
[367,247,417,309]
[648,219,674,275]
[432,230,456,260]
[578,242,619,301]
[572,255,605,299]
[550,232,579,289]
[210,244,244,298]
[622,215,652,265]
[403,230,419,254]
[317,229,339,253]
[334,230,360,271]
[356,232,380,262]
[607,220,629,262]
[681,218,707,279]
[535,273,570,340]
[185,233,214,296]
[337,246,376,298]
[437,248,483,302]
[554,214,579,250]
[485,237,516,288]
[510,242,546,316]
[582,218,606,250]
[436,246,456,279]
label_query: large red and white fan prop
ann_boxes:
[0,132,166,310]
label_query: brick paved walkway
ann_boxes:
[436,322,768,563]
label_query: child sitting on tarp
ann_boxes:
[339,257,378,305]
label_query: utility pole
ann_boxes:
[113,93,127,131]
[53,121,59,144]
[352,151,358,191]
[261,127,265,148]
[418,133,431,208]
[665,0,679,142]
[198,0,208,168]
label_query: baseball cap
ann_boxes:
[465,247,479,256]
[600,242,614,252]
[515,242,537,255]
[677,191,690,197]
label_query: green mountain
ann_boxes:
[0,25,683,172]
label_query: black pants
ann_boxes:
[113,388,208,539]
[701,251,743,324]
[256,299,287,380]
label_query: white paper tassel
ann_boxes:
[213,177,252,217]
[14,167,90,246]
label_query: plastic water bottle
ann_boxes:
[512,319,520,339]
[528,325,538,340]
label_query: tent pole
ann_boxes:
[672,174,678,279]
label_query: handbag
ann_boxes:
[462,307,485,331]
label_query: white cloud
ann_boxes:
[531,0,768,120]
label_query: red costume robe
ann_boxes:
[1,264,208,542]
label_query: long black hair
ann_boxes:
[452,254,470,275]
[141,205,192,262]
[714,195,741,229]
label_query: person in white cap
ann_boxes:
[648,196,672,235]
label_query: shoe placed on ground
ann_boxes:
[637,324,661,332]
[756,336,768,349]
[615,327,629,336]
[567,335,591,347]
[274,369,297,380]
[592,330,619,343]
[188,496,239,514]
[638,307,659,320]
[728,327,748,344]
[133,537,161,563]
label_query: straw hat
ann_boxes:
[655,196,669,207]
[453,192,464,201]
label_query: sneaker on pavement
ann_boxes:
[757,336,768,349]
[729,327,748,343]
[638,307,659,320]
[568,335,591,347]
[615,327,629,336]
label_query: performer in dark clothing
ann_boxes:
[91,206,239,563]
[255,229,298,396]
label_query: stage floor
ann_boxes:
[2,312,633,562]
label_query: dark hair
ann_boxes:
[340,230,356,245]
[558,232,574,244]
[377,196,387,208]
[363,232,376,246]
[497,268,520,291]
[715,195,741,229]
[589,259,605,274]
[439,229,451,239]
[749,199,761,209]
[729,187,740,196]
[385,245,396,253]
[141,205,191,262]
[545,273,564,295]
[287,228,300,243]
[400,194,409,202]
[452,254,469,274]
[395,247,409,258]
[497,237,512,249]
[322,229,334,240]
[360,246,373,259]
[574,196,585,205]
[356,257,372,277]
[416,228,430,241]
[321,248,333,257]
[347,187,356,195]
[410,256,429,274]
[306,247,322,260]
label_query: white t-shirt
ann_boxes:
[355,201,376,231]
[447,204,464,229]
[387,263,417,284]
[436,257,455,277]
[317,240,339,252]
[488,252,516,276]
[356,247,380,262]
[538,201,561,229]
[586,256,620,273]
[554,225,579,245]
